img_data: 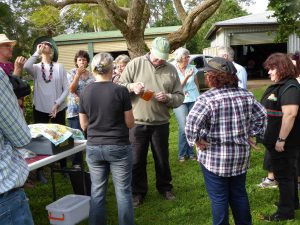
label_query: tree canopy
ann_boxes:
[41,0,225,58]
[2,0,299,59]
[269,0,300,42]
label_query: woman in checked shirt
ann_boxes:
[185,57,267,225]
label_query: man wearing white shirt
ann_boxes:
[217,46,248,89]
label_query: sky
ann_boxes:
[241,0,269,14]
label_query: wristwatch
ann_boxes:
[277,137,286,142]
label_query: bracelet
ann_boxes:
[277,137,286,142]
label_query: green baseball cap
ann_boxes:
[151,37,170,60]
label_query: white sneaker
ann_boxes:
[257,177,278,188]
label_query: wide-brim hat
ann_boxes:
[32,36,59,62]
[204,57,237,75]
[0,34,17,46]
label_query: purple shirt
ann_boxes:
[0,62,14,76]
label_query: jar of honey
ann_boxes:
[140,90,154,101]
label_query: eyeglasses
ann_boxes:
[182,55,190,60]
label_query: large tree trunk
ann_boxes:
[43,0,222,58]
[124,32,148,58]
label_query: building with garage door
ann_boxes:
[53,26,180,71]
[204,11,300,78]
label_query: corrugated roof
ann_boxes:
[54,26,181,43]
[206,11,277,39]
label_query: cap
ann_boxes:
[151,37,170,60]
[32,36,59,62]
[204,57,237,75]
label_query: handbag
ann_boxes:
[8,75,31,98]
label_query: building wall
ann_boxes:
[288,33,300,53]
[209,26,278,47]
[57,44,88,71]
[56,39,155,71]
[204,25,279,57]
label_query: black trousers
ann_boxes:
[33,106,66,125]
[129,123,172,196]
[266,144,299,218]
[33,106,67,168]
[262,148,273,171]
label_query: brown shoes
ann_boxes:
[132,194,144,208]
[161,191,176,200]
[133,191,175,207]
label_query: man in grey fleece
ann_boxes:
[120,37,184,207]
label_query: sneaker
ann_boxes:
[189,156,196,161]
[72,164,81,170]
[262,213,294,222]
[132,194,143,208]
[161,191,176,200]
[178,157,185,162]
[257,177,278,188]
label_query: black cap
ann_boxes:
[204,57,237,75]
[32,36,59,62]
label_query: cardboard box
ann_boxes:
[46,194,90,225]
[25,136,74,155]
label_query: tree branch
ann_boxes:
[95,0,129,33]
[127,0,147,29]
[42,0,97,9]
[185,0,220,28]
[173,0,187,22]
[43,0,128,20]
[168,0,221,51]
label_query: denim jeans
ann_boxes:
[0,188,34,225]
[173,102,195,159]
[201,164,252,225]
[68,116,81,130]
[68,116,83,165]
[86,144,134,225]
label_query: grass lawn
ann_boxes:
[26,85,300,225]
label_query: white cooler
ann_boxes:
[46,194,90,225]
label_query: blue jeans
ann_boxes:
[86,145,134,225]
[173,102,195,159]
[201,164,252,225]
[68,116,83,165]
[68,116,81,130]
[0,188,34,225]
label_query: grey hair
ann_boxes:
[91,52,114,75]
[115,54,130,64]
[217,46,235,61]
[174,47,190,62]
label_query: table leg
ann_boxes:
[50,165,57,201]
[80,151,87,195]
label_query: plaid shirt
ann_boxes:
[0,69,31,194]
[185,87,267,177]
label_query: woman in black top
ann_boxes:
[261,53,300,222]
[79,52,135,225]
